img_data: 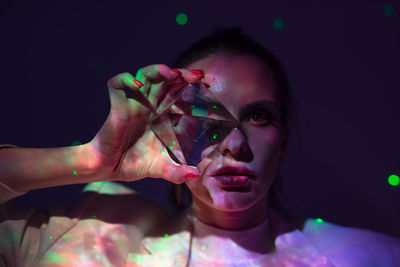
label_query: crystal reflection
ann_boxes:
[151,83,239,167]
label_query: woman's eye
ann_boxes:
[245,110,271,125]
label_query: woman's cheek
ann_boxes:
[200,144,219,160]
[185,174,214,205]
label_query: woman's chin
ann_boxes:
[207,189,259,212]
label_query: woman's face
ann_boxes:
[183,54,290,212]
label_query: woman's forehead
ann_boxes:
[186,54,278,106]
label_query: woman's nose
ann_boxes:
[219,128,252,161]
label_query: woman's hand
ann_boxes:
[88,65,204,184]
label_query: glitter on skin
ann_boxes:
[73,170,77,176]
[164,234,169,237]
[388,174,399,186]
[46,252,65,263]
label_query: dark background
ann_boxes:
[1,1,399,237]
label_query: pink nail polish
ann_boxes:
[134,79,144,87]
[192,69,204,73]
[192,72,205,78]
[185,173,201,179]
[171,68,182,75]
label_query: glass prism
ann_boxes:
[150,82,239,170]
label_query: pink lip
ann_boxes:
[211,165,255,188]
[211,165,256,178]
[213,175,251,187]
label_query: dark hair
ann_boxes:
[172,26,294,130]
[170,27,295,218]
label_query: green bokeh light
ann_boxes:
[388,174,399,186]
[73,170,77,176]
[92,60,103,72]
[164,233,169,237]
[49,235,53,239]
[315,218,324,223]
[71,140,82,146]
[169,145,174,150]
[384,5,395,16]
[176,13,188,25]
[273,18,285,30]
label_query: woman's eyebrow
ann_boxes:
[239,100,279,119]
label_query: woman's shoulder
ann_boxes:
[301,218,400,266]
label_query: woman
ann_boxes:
[0,27,399,266]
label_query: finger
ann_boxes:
[161,162,201,184]
[155,68,205,114]
[149,76,186,113]
[141,65,185,112]
[136,64,181,96]
[107,72,143,91]
[143,64,181,81]
[107,72,144,107]
[175,68,205,84]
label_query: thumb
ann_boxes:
[161,163,201,184]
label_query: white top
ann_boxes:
[1,180,400,266]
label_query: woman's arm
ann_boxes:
[0,144,100,203]
[0,67,202,204]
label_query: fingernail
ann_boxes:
[185,173,201,179]
[171,68,182,75]
[134,79,144,87]
[192,71,205,78]
[192,69,204,73]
